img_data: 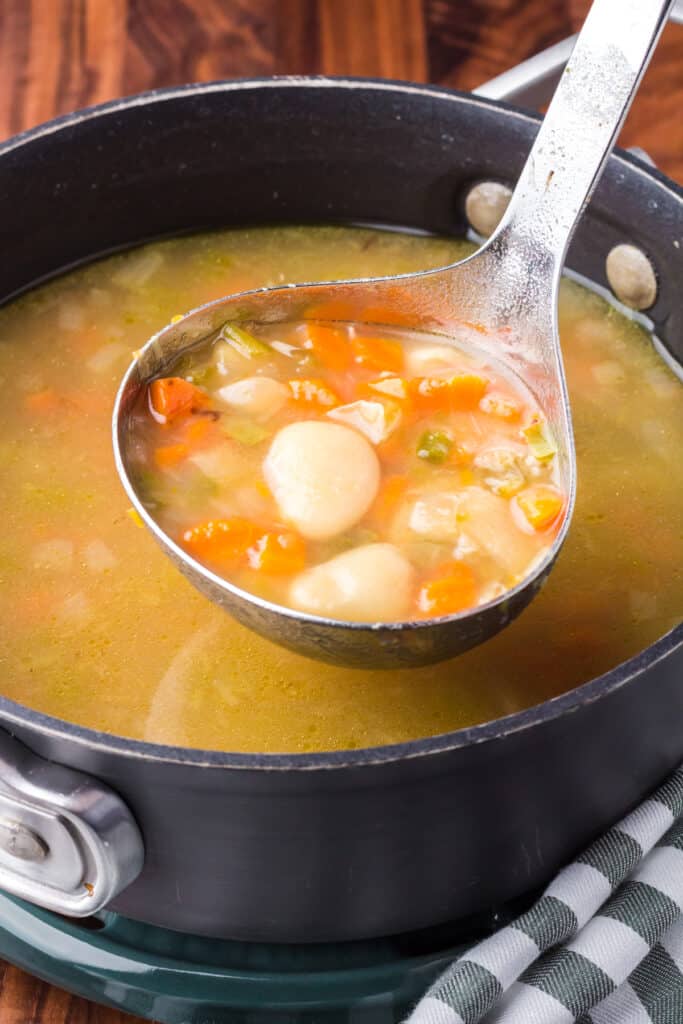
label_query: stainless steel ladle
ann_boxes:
[114,0,672,668]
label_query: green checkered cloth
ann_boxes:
[408,767,683,1024]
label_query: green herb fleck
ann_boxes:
[221,419,271,446]
[417,429,453,464]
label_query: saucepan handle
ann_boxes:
[474,0,682,108]
[0,730,143,916]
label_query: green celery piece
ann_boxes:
[523,419,558,461]
[417,429,453,464]
[222,418,271,446]
[185,472,220,503]
[221,324,270,359]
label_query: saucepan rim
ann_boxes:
[1,76,680,770]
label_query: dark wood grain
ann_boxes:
[0,960,134,1023]
[0,1,681,1021]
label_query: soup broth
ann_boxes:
[0,226,680,752]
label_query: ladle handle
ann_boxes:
[494,0,673,272]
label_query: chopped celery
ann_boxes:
[417,429,453,464]
[222,418,271,446]
[220,324,270,359]
[523,419,557,461]
[185,472,220,503]
[172,356,216,388]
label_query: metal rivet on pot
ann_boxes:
[464,181,512,237]
[605,243,657,311]
[0,819,49,863]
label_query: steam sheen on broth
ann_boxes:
[0,226,680,753]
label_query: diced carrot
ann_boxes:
[185,415,216,446]
[288,378,341,412]
[369,475,409,523]
[154,443,189,469]
[25,389,64,414]
[409,376,450,413]
[149,378,207,424]
[181,518,259,564]
[302,324,351,371]
[351,336,405,374]
[247,531,307,575]
[417,562,477,617]
[410,373,489,413]
[515,485,564,532]
[452,372,489,408]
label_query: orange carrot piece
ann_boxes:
[181,518,259,564]
[149,378,207,424]
[417,562,477,617]
[448,373,489,408]
[154,443,190,469]
[351,336,404,374]
[247,531,307,575]
[185,416,216,446]
[409,376,451,413]
[515,485,564,532]
[288,378,341,412]
[25,389,63,414]
[410,373,488,413]
[302,324,351,371]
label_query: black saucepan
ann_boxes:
[0,78,681,943]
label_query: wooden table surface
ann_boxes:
[0,2,681,1021]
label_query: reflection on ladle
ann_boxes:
[113,0,672,668]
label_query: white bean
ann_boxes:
[404,343,464,377]
[264,421,380,540]
[289,543,415,621]
[216,376,289,419]
[458,486,539,577]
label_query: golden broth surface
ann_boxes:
[0,226,681,752]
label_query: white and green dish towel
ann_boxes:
[408,767,683,1024]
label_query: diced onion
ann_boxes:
[32,539,74,572]
[87,342,128,373]
[83,539,117,572]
